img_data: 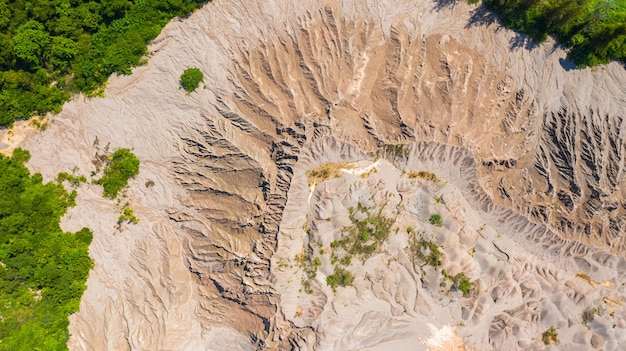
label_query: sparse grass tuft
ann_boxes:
[295,246,322,295]
[383,144,410,160]
[442,270,474,297]
[582,307,601,325]
[306,162,353,186]
[405,171,441,183]
[332,203,395,261]
[542,326,559,345]
[429,214,443,227]
[408,232,443,268]
[326,266,354,293]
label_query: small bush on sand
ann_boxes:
[180,67,204,92]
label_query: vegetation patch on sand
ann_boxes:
[118,203,139,225]
[429,214,444,227]
[295,246,321,295]
[306,162,353,186]
[542,326,559,345]
[95,148,140,199]
[326,202,396,292]
[442,270,475,297]
[331,203,395,262]
[297,201,396,294]
[180,67,204,93]
[408,231,444,268]
[326,266,355,293]
[0,149,93,350]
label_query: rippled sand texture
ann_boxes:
[21,0,626,350]
[276,139,626,350]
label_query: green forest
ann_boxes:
[0,149,93,350]
[0,0,207,125]
[483,0,626,66]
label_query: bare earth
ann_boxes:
[16,0,626,350]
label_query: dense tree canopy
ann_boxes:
[0,0,207,125]
[482,0,626,66]
[0,149,93,350]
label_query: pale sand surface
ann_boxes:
[0,116,46,156]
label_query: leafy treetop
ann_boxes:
[180,67,204,92]
[95,148,140,198]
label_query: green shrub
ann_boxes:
[429,214,443,227]
[180,67,204,92]
[326,266,354,292]
[442,270,474,297]
[56,172,87,187]
[118,205,139,225]
[95,148,140,198]
[542,326,559,345]
[409,233,443,268]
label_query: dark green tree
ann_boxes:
[180,67,204,92]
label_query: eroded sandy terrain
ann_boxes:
[16,0,626,349]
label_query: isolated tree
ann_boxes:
[180,67,204,92]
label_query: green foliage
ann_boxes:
[409,233,444,268]
[0,148,92,350]
[326,266,354,292]
[295,246,321,294]
[333,203,395,261]
[542,326,559,345]
[13,21,50,68]
[442,270,474,297]
[180,67,204,92]
[95,148,139,198]
[0,0,208,125]
[118,204,139,225]
[429,214,443,227]
[56,171,86,187]
[482,0,626,66]
[324,203,395,292]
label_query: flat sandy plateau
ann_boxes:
[14,0,626,350]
